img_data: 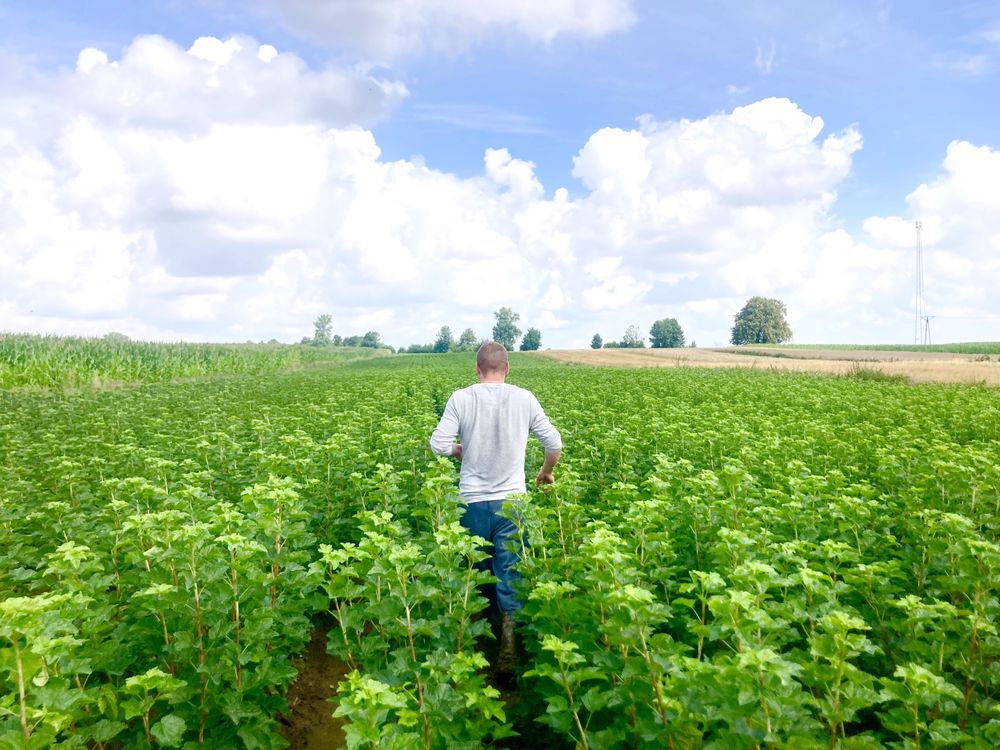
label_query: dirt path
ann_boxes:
[537,347,1000,385]
[280,623,349,750]
[279,622,540,749]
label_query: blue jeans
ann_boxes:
[459,500,522,615]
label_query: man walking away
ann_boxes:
[429,341,562,675]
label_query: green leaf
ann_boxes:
[151,714,187,747]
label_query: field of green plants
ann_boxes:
[2,353,999,748]
[0,334,386,389]
[755,343,1000,355]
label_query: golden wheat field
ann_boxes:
[538,346,1000,385]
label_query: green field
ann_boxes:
[0,333,388,389]
[750,342,1000,355]
[2,354,999,747]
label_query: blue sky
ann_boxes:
[1,0,998,347]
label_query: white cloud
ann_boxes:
[584,256,623,278]
[485,148,544,199]
[3,37,998,348]
[249,0,637,59]
[57,35,406,135]
[856,139,1000,343]
[933,52,990,76]
[980,22,1000,45]
[754,39,777,74]
[413,104,547,135]
[582,274,652,311]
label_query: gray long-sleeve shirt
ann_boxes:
[429,382,562,503]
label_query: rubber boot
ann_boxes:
[496,613,517,677]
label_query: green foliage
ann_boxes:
[845,362,911,383]
[520,327,542,351]
[621,324,645,348]
[731,296,793,345]
[312,314,333,346]
[456,328,478,352]
[2,351,999,747]
[591,334,603,349]
[650,318,685,348]
[492,307,522,351]
[404,326,473,355]
[321,489,513,747]
[400,343,435,354]
[433,326,454,354]
[0,333,386,389]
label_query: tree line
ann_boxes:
[301,314,392,350]
[302,296,792,354]
[591,297,792,349]
[399,307,542,354]
[592,319,686,350]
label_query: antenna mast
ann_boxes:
[914,220,925,345]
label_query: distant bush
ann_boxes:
[843,362,910,384]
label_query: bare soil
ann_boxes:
[537,347,1000,385]
[280,624,349,750]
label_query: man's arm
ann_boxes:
[535,449,560,485]
[529,394,562,485]
[429,395,463,460]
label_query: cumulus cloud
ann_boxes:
[3,36,998,347]
[248,0,637,58]
[858,140,1000,343]
[54,35,407,135]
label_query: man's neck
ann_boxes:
[478,373,507,384]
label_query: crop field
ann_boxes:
[542,347,1000,386]
[765,343,1000,356]
[2,353,999,748]
[0,334,387,390]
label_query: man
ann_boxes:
[429,341,562,674]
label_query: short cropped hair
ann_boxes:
[477,341,509,374]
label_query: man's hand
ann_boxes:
[451,444,463,461]
[535,449,560,486]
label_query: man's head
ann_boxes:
[476,341,509,381]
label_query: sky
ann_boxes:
[1,0,998,349]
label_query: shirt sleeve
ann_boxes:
[528,395,562,453]
[429,394,461,456]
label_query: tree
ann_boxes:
[731,296,792,345]
[433,326,455,354]
[456,328,478,352]
[492,308,522,351]
[520,328,541,351]
[312,314,333,346]
[591,334,603,349]
[402,343,434,354]
[649,318,685,348]
[361,331,382,348]
[621,325,645,348]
